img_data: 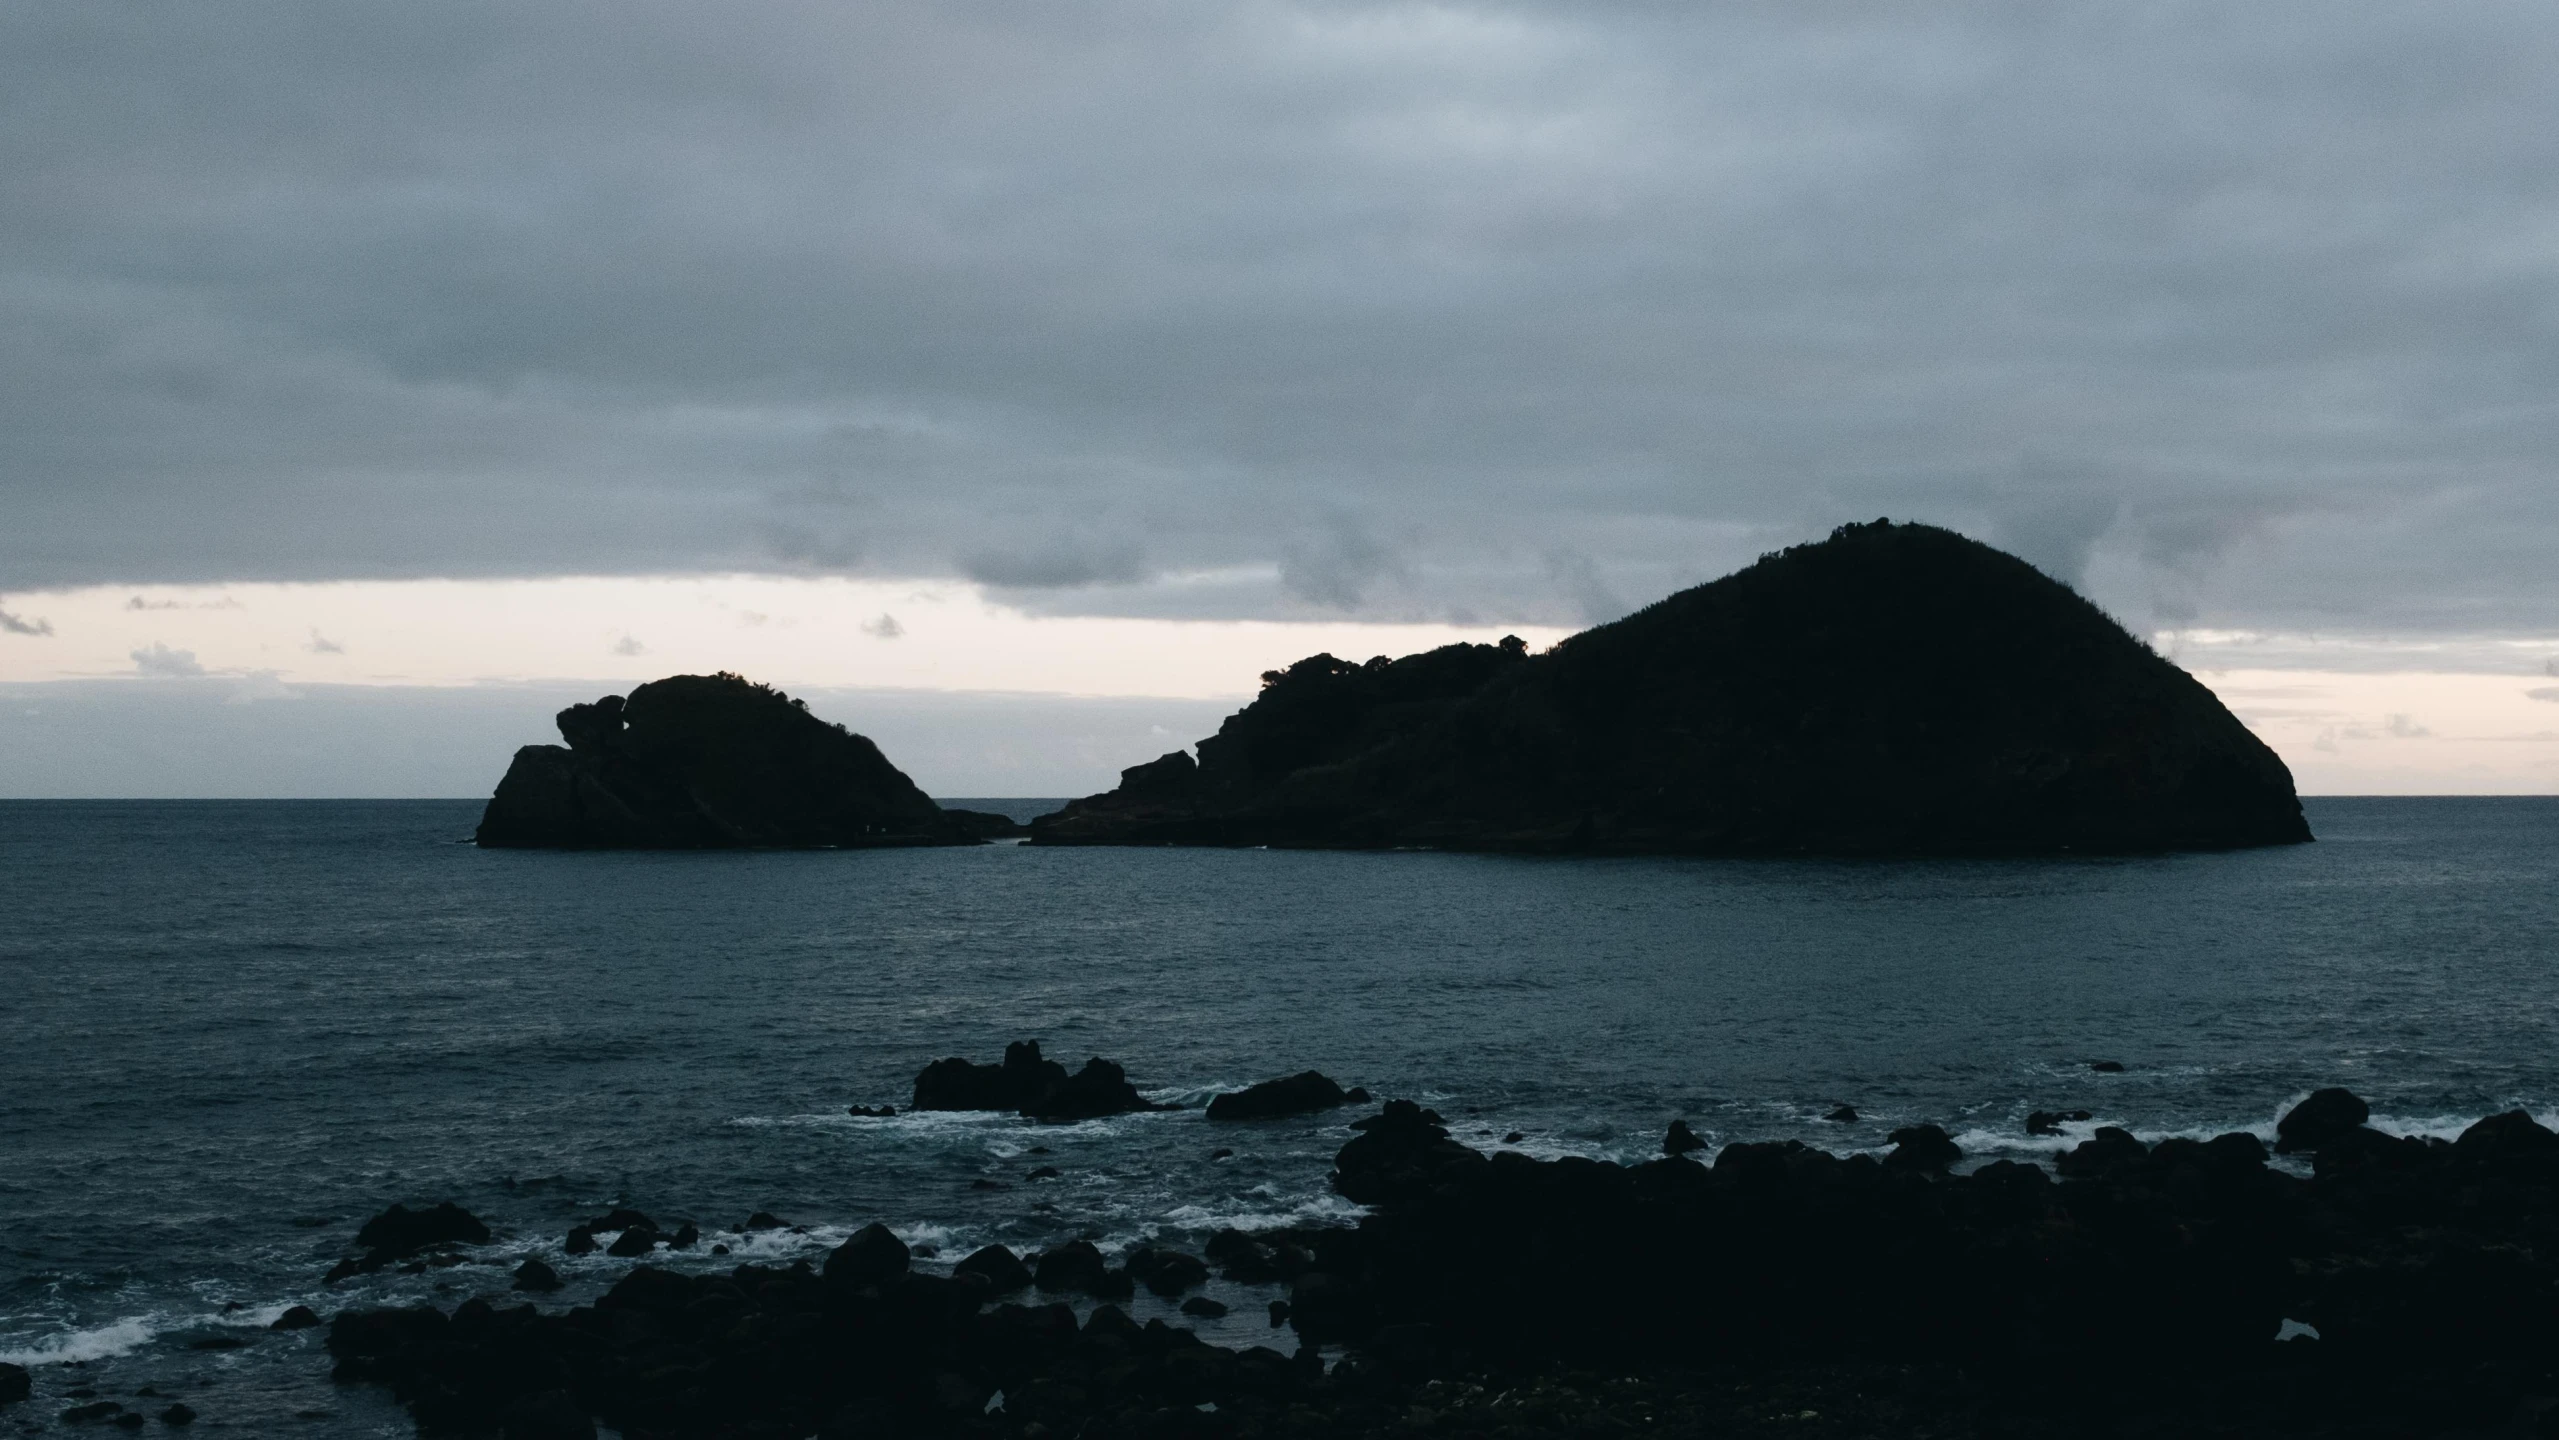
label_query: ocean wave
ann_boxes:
[0,1314,158,1366]
[1155,1192,1364,1237]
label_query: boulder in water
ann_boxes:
[270,1305,321,1331]
[354,1202,489,1263]
[1662,1120,1707,1157]
[511,1259,563,1293]
[1207,1070,1364,1121]
[910,1041,1168,1122]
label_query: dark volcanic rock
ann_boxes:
[823,1224,910,1289]
[1029,521,2310,855]
[2056,1125,2148,1179]
[1333,1100,1490,1208]
[910,1040,1169,1121]
[1883,1124,1961,1172]
[2026,1108,2093,1135]
[474,672,981,849]
[355,1202,489,1263]
[318,1084,2559,1440]
[2275,1087,2371,1153]
[1125,1246,1211,1296]
[270,1305,322,1330]
[330,1201,489,1278]
[1207,1071,1360,1121]
[510,1259,563,1293]
[1662,1120,1708,1157]
[1032,1240,1111,1295]
[954,1244,1034,1292]
[940,808,1031,840]
[0,1362,25,1404]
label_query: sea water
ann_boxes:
[2,797,2555,1434]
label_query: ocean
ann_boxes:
[3,796,2555,1434]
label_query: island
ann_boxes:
[475,672,1004,848]
[1031,520,2311,853]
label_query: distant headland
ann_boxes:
[1032,520,2310,854]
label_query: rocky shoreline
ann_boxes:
[302,1080,2559,1440]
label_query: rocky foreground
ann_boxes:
[321,1085,2559,1440]
[1033,521,2312,855]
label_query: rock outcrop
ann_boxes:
[475,672,978,849]
[325,1201,489,1281]
[1032,521,2311,854]
[1205,1071,1369,1121]
[910,1041,1170,1122]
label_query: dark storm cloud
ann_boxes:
[5,1,2557,633]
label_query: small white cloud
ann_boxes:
[130,642,204,677]
[306,628,345,654]
[224,670,301,705]
[2385,713,2430,738]
[612,635,647,656]
[861,613,903,639]
[739,611,769,627]
[0,605,52,636]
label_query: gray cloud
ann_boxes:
[0,605,52,636]
[862,614,904,640]
[611,635,646,656]
[306,629,345,654]
[1543,549,1629,626]
[1281,515,1408,610]
[130,642,204,677]
[2529,687,2559,703]
[960,539,1147,590]
[3,3,2558,636]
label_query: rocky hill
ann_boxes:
[1031,520,2311,854]
[475,672,987,848]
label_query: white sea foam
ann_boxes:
[1155,1192,1364,1236]
[0,1315,158,1366]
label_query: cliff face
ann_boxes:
[475,673,974,849]
[1031,521,2312,854]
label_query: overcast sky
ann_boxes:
[4,1,2556,792]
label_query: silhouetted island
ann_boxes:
[475,672,994,848]
[1032,520,2311,854]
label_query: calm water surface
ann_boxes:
[2,797,2554,1433]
